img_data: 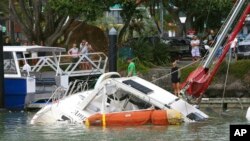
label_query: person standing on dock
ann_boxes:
[190,35,201,61]
[68,43,79,63]
[80,40,93,69]
[127,57,136,77]
[230,37,238,61]
[31,41,38,65]
[171,60,181,97]
[207,29,216,46]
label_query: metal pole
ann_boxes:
[108,27,117,72]
[160,0,163,36]
[9,0,15,44]
[183,23,186,38]
[0,18,4,108]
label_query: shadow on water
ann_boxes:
[0,108,249,141]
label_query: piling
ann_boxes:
[108,27,117,72]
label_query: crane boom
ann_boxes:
[181,0,250,98]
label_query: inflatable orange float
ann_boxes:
[84,109,183,127]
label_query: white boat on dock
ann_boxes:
[3,45,107,110]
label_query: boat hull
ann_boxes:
[4,77,35,110]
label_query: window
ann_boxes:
[4,52,18,74]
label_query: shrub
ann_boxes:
[215,60,250,79]
[152,41,171,65]
[130,37,154,65]
[119,36,171,67]
[228,60,250,79]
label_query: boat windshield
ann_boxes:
[4,51,18,75]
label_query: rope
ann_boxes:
[220,48,232,114]
[150,55,206,83]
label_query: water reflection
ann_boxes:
[0,108,248,141]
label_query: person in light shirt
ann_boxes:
[190,35,201,61]
[79,41,93,69]
[68,43,79,63]
[230,38,238,61]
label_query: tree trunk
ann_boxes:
[118,19,131,44]
[9,0,74,46]
[64,22,83,48]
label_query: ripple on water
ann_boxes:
[0,109,249,141]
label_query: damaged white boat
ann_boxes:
[31,72,208,125]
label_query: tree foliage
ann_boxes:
[118,0,144,43]
[165,0,233,35]
[9,0,71,45]
[0,0,9,17]
[117,0,234,40]
[48,0,109,21]
[5,0,235,46]
[8,0,115,45]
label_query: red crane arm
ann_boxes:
[181,4,250,98]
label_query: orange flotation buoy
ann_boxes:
[84,109,183,127]
[151,110,169,125]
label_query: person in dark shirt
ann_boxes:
[207,29,216,46]
[14,38,23,59]
[14,37,21,46]
[171,60,181,97]
[38,40,46,56]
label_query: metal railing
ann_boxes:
[48,79,89,103]
[16,52,107,78]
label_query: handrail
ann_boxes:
[48,79,89,103]
[56,52,108,76]
[12,52,107,78]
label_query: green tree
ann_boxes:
[117,0,166,42]
[0,0,9,17]
[165,0,233,36]
[117,0,144,43]
[0,0,14,41]
[8,0,111,45]
[7,0,235,46]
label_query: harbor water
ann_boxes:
[0,107,249,141]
